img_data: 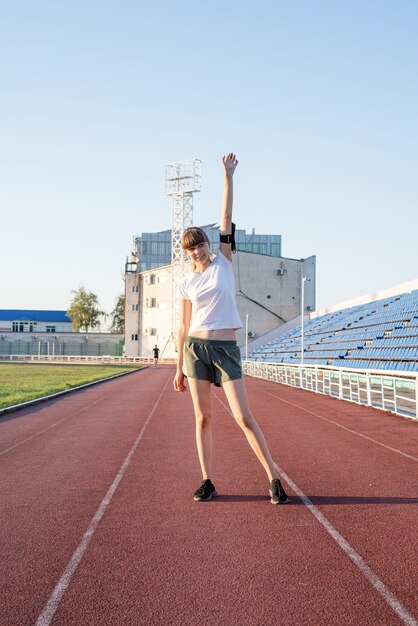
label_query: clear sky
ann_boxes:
[1,0,417,326]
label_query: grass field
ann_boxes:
[0,363,144,409]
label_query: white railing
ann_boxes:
[243,361,418,421]
[0,355,176,365]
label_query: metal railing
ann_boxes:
[0,355,176,365]
[242,361,418,420]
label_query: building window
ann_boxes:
[131,334,138,341]
[12,321,33,332]
[46,326,56,333]
[131,304,139,311]
[132,285,139,293]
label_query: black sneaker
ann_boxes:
[194,479,218,502]
[269,478,289,504]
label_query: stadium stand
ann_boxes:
[248,289,418,372]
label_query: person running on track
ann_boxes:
[153,344,160,368]
[173,152,288,505]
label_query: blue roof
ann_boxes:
[0,310,72,323]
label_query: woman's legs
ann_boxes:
[222,378,279,482]
[188,378,213,480]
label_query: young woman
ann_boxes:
[173,153,288,505]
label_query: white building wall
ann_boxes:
[124,252,316,358]
[125,272,141,356]
[0,320,73,333]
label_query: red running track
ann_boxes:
[0,366,417,626]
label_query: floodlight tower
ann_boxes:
[165,159,202,339]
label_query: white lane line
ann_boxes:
[262,389,418,463]
[273,461,418,626]
[0,369,139,416]
[1,370,148,457]
[213,392,418,626]
[0,393,113,457]
[35,373,172,626]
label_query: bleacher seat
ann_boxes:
[248,289,418,372]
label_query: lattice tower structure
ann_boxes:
[165,159,201,339]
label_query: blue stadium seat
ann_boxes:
[248,288,418,372]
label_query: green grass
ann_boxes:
[0,363,144,409]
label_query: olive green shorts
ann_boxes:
[183,337,243,387]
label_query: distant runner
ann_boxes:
[152,345,160,368]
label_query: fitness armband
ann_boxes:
[219,222,236,252]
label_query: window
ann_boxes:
[12,321,33,332]
[131,334,138,341]
[132,285,139,292]
[46,326,56,333]
[131,304,139,311]
[151,242,159,255]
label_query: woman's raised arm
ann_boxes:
[219,153,238,261]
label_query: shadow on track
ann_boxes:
[212,495,268,503]
[297,495,418,505]
[209,495,418,505]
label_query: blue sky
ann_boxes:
[1,0,417,323]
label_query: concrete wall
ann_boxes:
[124,271,142,356]
[124,252,316,358]
[233,252,316,346]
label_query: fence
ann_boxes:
[0,355,176,365]
[242,361,418,420]
[0,338,124,357]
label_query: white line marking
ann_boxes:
[1,370,147,457]
[0,369,139,415]
[273,461,418,626]
[0,392,116,457]
[214,391,418,625]
[263,389,418,463]
[35,373,172,626]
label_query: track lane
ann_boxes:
[47,373,416,625]
[0,368,171,625]
[0,369,151,456]
[1,369,417,625]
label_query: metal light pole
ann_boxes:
[245,314,249,360]
[301,275,307,365]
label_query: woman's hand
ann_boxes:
[173,371,188,392]
[222,152,238,176]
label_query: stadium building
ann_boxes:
[124,226,316,358]
[0,310,73,333]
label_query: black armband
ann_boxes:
[219,222,236,252]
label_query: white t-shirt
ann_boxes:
[176,250,243,333]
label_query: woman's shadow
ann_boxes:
[214,495,418,505]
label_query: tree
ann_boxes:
[67,287,106,332]
[111,295,125,333]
